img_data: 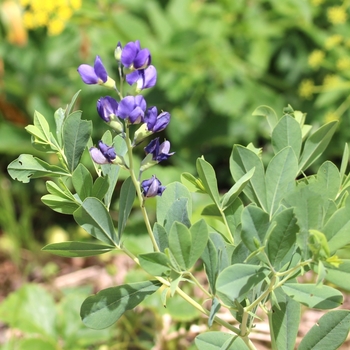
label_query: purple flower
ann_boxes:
[89,141,116,164]
[126,65,157,91]
[144,107,170,132]
[77,56,108,84]
[118,95,147,124]
[144,138,174,162]
[121,40,151,70]
[141,175,165,198]
[77,56,115,89]
[97,96,119,122]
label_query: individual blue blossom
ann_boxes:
[133,107,171,145]
[89,141,126,167]
[77,56,115,89]
[126,65,157,92]
[141,175,165,198]
[97,96,118,122]
[121,40,151,70]
[144,107,170,132]
[145,138,174,162]
[117,95,147,124]
[97,96,124,134]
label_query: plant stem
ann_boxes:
[124,126,159,252]
[187,272,213,298]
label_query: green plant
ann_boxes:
[7,39,350,349]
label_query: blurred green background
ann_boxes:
[1,0,350,348]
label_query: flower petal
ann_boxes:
[121,42,138,68]
[77,64,98,84]
[94,56,108,83]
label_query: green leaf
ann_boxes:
[325,259,350,291]
[62,111,92,173]
[41,194,79,214]
[81,280,162,329]
[267,208,298,269]
[72,164,93,201]
[323,199,350,253]
[339,143,349,181]
[138,252,171,276]
[7,154,69,183]
[0,284,56,337]
[163,197,191,232]
[216,264,269,305]
[65,90,81,117]
[118,177,136,241]
[298,310,350,350]
[221,167,255,210]
[314,161,341,200]
[153,223,168,252]
[272,115,302,157]
[156,181,192,226]
[270,287,300,350]
[298,121,338,173]
[195,331,248,350]
[266,147,298,215]
[73,197,117,245]
[91,176,109,200]
[17,338,57,350]
[196,157,221,207]
[201,237,218,294]
[168,222,191,270]
[188,219,209,267]
[208,298,221,327]
[241,205,270,252]
[54,107,65,147]
[42,241,115,257]
[230,145,267,211]
[46,180,76,201]
[181,172,206,193]
[252,105,279,131]
[281,283,343,309]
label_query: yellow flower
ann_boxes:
[19,0,30,6]
[34,10,49,26]
[327,6,348,25]
[47,18,65,35]
[299,79,314,99]
[57,5,73,20]
[70,0,82,10]
[336,57,350,70]
[323,74,339,88]
[325,34,343,49]
[308,50,325,68]
[23,10,36,29]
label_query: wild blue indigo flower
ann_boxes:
[77,56,115,89]
[97,96,124,133]
[118,95,147,124]
[133,107,171,145]
[121,40,151,70]
[144,107,170,133]
[141,175,165,198]
[125,65,157,92]
[89,141,126,167]
[145,138,174,162]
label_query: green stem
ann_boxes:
[124,128,159,252]
[187,272,213,298]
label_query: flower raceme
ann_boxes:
[78,39,171,198]
[77,56,115,89]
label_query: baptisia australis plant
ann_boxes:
[7,39,350,349]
